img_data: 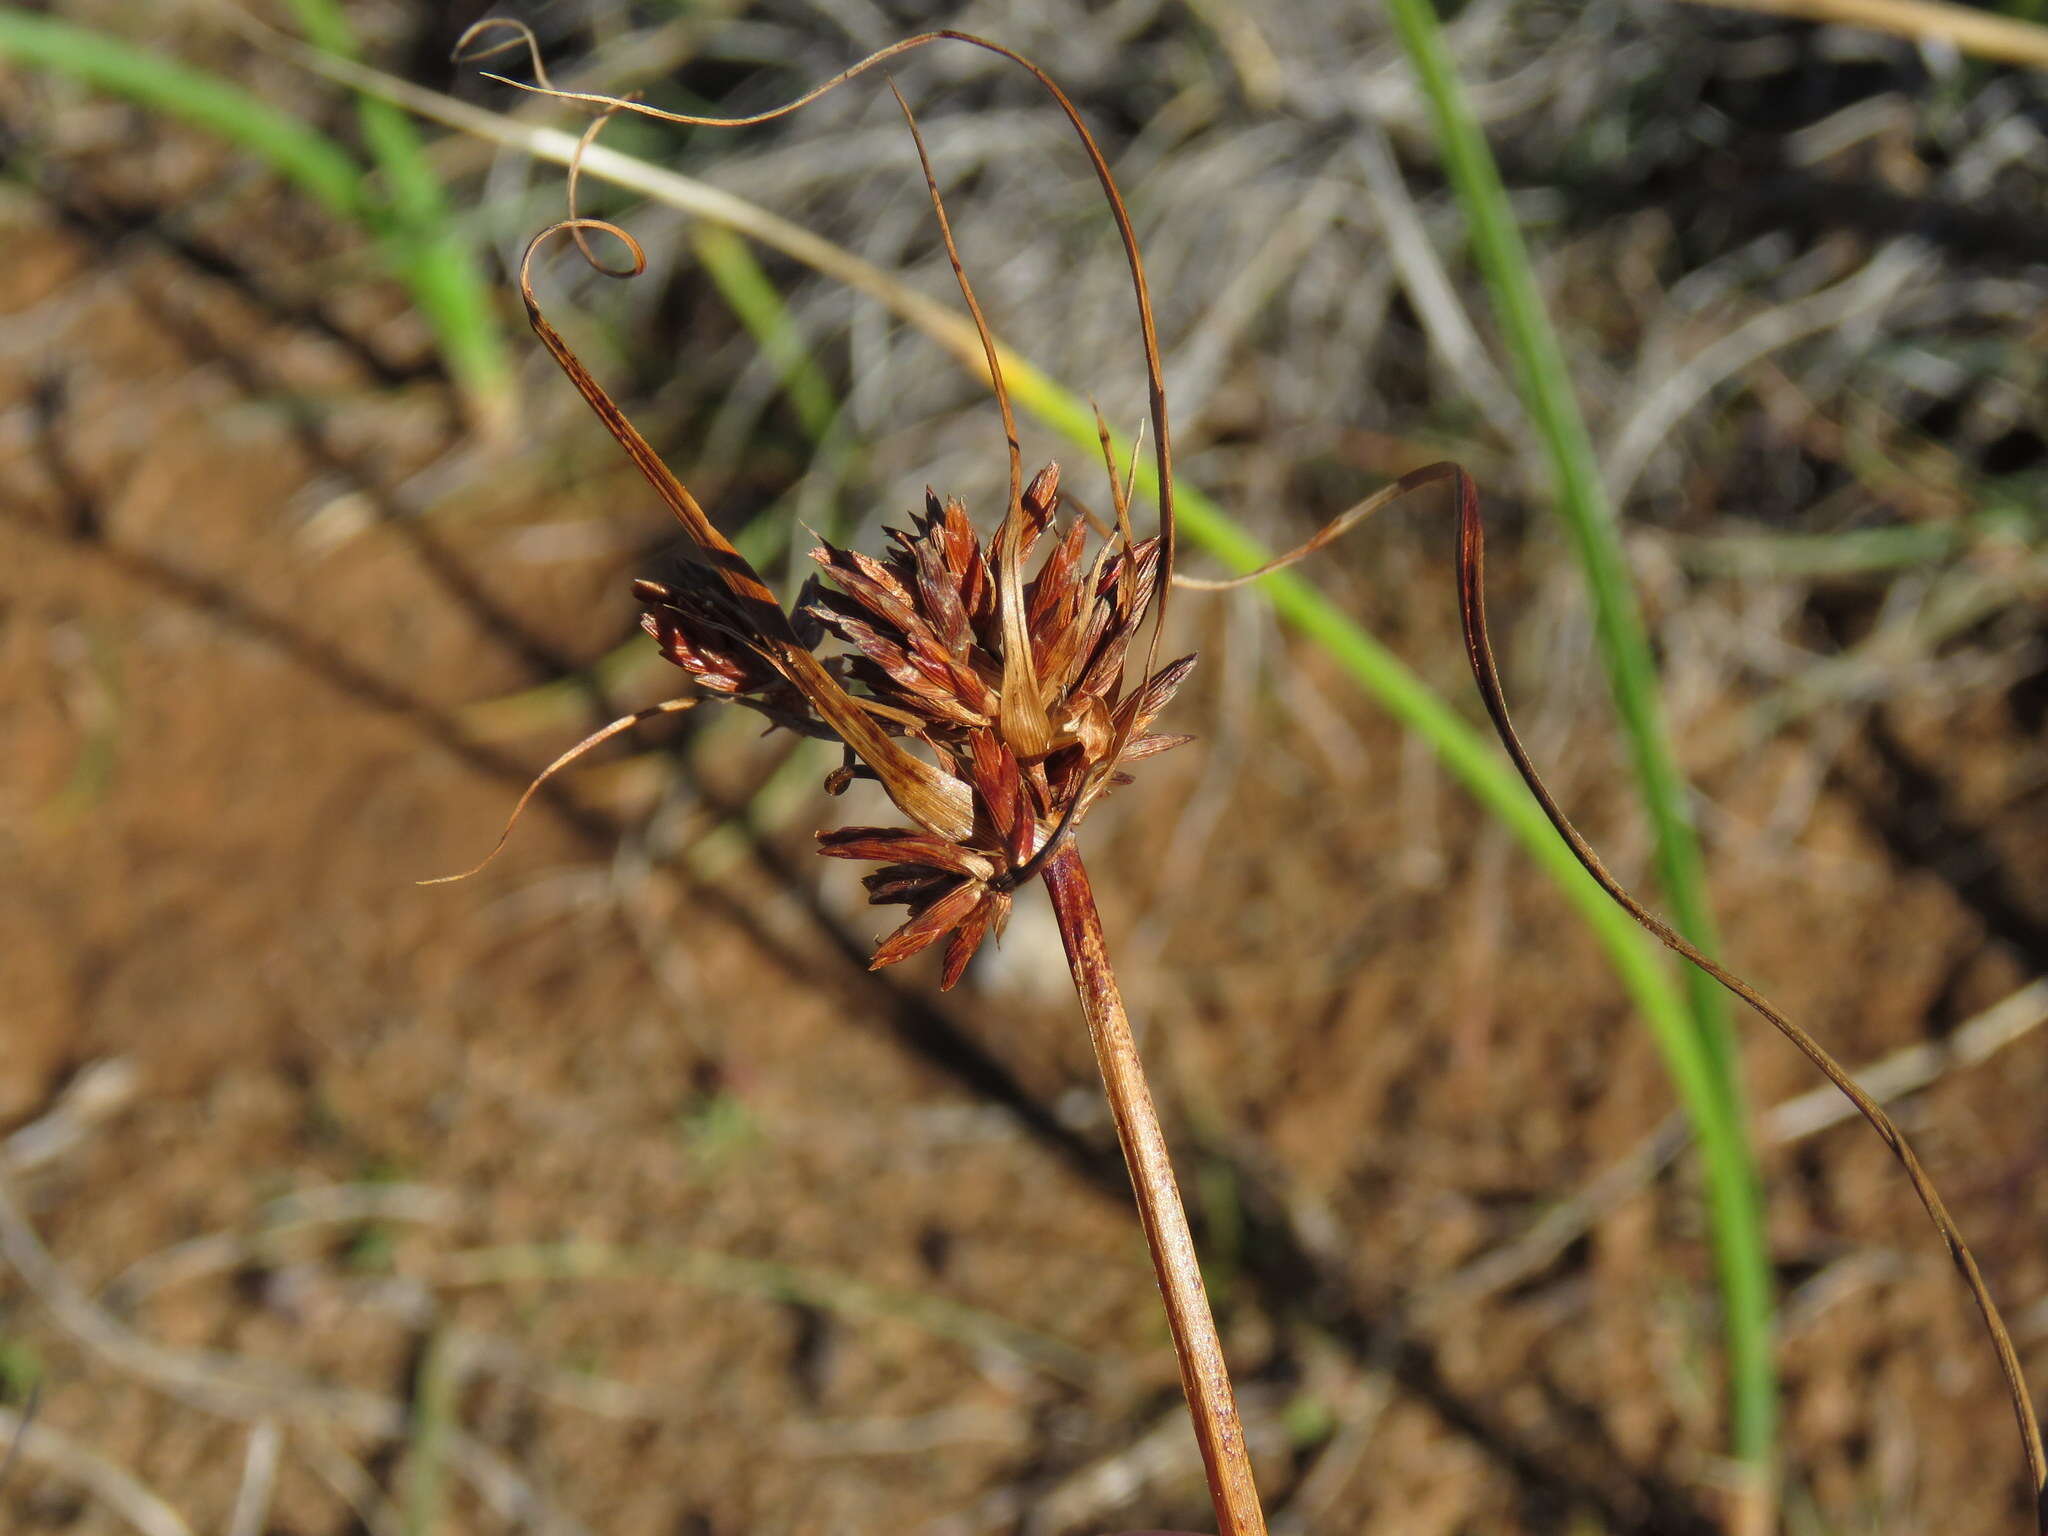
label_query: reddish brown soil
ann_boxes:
[3,45,2047,1536]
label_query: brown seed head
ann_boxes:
[642,462,1193,987]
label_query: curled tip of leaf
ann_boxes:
[450,17,552,83]
[523,217,646,290]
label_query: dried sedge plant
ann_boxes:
[437,26,2045,1536]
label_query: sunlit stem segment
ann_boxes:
[1039,843,1267,1536]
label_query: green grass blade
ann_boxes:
[1381,0,1774,1481]
[692,224,839,444]
[0,9,364,220]
[403,1327,456,1536]
[281,0,512,435]
[0,7,512,435]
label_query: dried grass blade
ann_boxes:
[1671,0,2048,70]
[517,223,790,639]
[1453,468,2048,1529]
[1175,462,1460,591]
[1094,404,1138,552]
[419,698,702,885]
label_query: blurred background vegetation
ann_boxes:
[1,1,2045,1532]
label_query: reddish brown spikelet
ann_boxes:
[639,461,1191,988]
[806,464,1190,986]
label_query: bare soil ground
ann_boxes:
[3,5,2046,1535]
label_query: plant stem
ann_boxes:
[1040,843,1266,1536]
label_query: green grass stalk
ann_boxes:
[282,0,512,436]
[691,225,839,443]
[0,10,364,219]
[0,8,512,436]
[403,1328,456,1536]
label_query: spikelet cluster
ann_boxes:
[635,463,1192,986]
